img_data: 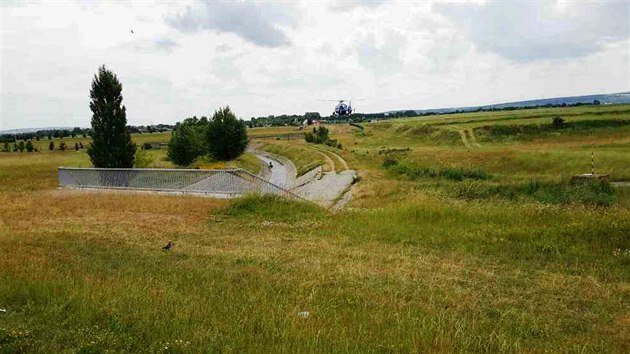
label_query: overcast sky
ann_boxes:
[1,0,629,129]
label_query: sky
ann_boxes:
[1,0,629,130]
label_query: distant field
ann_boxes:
[1,104,629,352]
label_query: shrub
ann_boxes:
[134,148,154,168]
[74,142,79,151]
[167,124,203,166]
[382,157,398,168]
[552,116,565,129]
[49,141,54,151]
[206,106,248,161]
[18,141,25,152]
[142,142,152,150]
[168,121,207,166]
[2,142,9,152]
[305,126,337,146]
[383,160,491,181]
[25,140,34,152]
[454,180,616,207]
[59,142,66,151]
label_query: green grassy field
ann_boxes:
[1,105,629,352]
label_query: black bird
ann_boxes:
[130,29,134,34]
[162,241,174,251]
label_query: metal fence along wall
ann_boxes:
[58,167,300,199]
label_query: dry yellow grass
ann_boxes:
[1,105,629,352]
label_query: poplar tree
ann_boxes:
[87,65,136,168]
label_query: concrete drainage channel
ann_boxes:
[58,152,357,210]
[254,150,357,210]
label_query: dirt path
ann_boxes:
[310,148,348,171]
[467,129,481,147]
[326,150,349,170]
[457,129,472,148]
[313,150,336,172]
[455,127,481,149]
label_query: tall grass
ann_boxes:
[1,105,629,352]
[454,179,617,207]
[383,158,491,181]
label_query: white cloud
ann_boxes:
[435,0,630,61]
[1,0,629,129]
[166,1,298,48]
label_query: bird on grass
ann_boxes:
[162,241,174,251]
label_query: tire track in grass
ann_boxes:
[467,129,481,147]
[457,129,472,148]
[312,150,336,173]
[327,150,349,171]
[309,147,348,172]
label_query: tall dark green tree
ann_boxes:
[87,65,136,168]
[206,107,248,161]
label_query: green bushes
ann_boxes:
[455,180,617,207]
[551,116,565,129]
[206,106,248,160]
[474,118,630,141]
[383,158,491,181]
[304,127,342,149]
[167,107,248,166]
[167,119,207,166]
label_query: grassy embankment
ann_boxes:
[0,104,629,352]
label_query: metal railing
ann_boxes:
[58,167,301,199]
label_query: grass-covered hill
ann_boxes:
[0,104,629,352]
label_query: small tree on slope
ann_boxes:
[206,106,248,161]
[87,65,136,168]
[168,122,206,166]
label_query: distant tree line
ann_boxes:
[0,123,176,143]
[247,100,606,128]
[1,99,606,144]
[248,111,395,127]
[389,100,605,119]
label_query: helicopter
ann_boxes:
[321,99,362,117]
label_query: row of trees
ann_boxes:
[0,128,90,143]
[2,141,36,152]
[0,125,177,143]
[82,65,248,168]
[1,140,86,153]
[167,107,248,166]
